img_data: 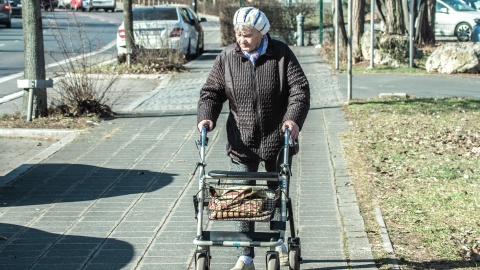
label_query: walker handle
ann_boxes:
[200,125,208,148]
[283,128,290,164]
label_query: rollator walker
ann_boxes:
[192,126,302,270]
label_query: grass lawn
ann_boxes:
[342,97,480,269]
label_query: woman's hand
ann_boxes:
[197,120,214,132]
[282,120,299,139]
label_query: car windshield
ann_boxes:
[441,0,476,11]
[133,7,178,21]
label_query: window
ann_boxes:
[178,8,191,24]
[442,0,476,11]
[182,7,199,24]
[133,8,178,21]
[436,2,447,12]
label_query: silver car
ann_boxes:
[436,0,480,41]
[116,5,206,62]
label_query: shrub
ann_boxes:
[44,13,119,117]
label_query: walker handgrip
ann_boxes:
[200,126,208,147]
[284,128,291,145]
[284,128,290,163]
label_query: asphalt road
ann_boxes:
[338,72,480,100]
[0,10,123,99]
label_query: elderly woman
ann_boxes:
[197,7,310,270]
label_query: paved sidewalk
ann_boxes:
[0,44,378,269]
[2,14,478,269]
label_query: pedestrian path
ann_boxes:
[0,45,378,269]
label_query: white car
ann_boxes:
[436,0,480,41]
[57,0,70,9]
[116,5,206,63]
[83,0,116,12]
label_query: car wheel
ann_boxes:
[199,38,204,55]
[455,22,472,42]
[195,41,200,57]
[185,39,192,61]
[6,20,11,28]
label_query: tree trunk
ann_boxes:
[332,0,347,49]
[123,0,135,60]
[415,0,436,44]
[384,0,407,34]
[352,0,365,62]
[402,0,411,33]
[21,0,47,118]
[375,0,387,29]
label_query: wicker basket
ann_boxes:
[206,185,278,221]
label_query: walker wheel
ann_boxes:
[266,252,279,270]
[196,253,208,270]
[288,245,301,270]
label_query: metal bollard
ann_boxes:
[17,79,53,121]
[296,13,305,46]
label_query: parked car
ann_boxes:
[41,0,58,12]
[57,0,70,9]
[436,0,480,41]
[8,0,20,17]
[70,0,85,11]
[83,0,115,12]
[116,5,206,62]
[0,0,11,28]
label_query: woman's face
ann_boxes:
[235,27,263,53]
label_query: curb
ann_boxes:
[0,128,80,140]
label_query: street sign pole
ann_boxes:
[319,0,323,44]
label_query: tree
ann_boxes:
[374,0,436,44]
[22,0,48,118]
[402,0,412,34]
[375,0,407,34]
[415,0,436,45]
[332,0,348,49]
[352,0,365,62]
[375,0,387,27]
[123,0,135,64]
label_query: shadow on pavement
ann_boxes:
[0,163,176,206]
[0,223,134,269]
[195,54,219,61]
[205,49,223,54]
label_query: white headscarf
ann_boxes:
[233,7,270,35]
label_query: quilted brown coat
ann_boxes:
[197,35,310,163]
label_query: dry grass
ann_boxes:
[0,112,98,130]
[342,97,480,270]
